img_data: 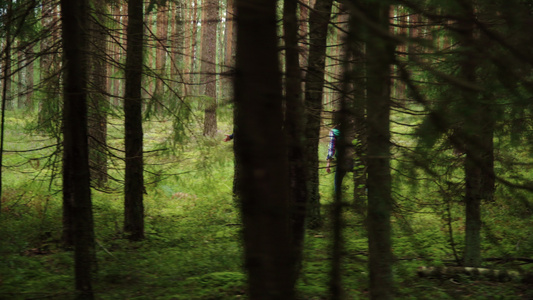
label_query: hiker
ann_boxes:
[326,126,340,174]
[326,125,353,191]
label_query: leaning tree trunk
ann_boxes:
[124,0,145,241]
[234,0,294,298]
[61,0,96,297]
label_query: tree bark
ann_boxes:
[88,0,109,189]
[190,0,199,95]
[304,0,334,229]
[339,3,368,216]
[0,0,13,215]
[61,0,95,297]
[456,0,494,268]
[329,6,355,298]
[283,0,308,288]
[298,0,310,73]
[1,34,13,112]
[234,0,294,298]
[170,2,188,96]
[154,3,169,114]
[124,0,145,241]
[363,2,394,299]
[183,1,194,92]
[223,0,236,100]
[110,4,123,105]
[351,26,367,216]
[38,0,61,134]
[25,47,34,108]
[201,0,218,137]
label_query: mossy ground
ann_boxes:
[0,111,532,299]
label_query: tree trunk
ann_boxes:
[457,0,494,268]
[223,0,236,100]
[0,0,13,214]
[124,0,145,241]
[458,7,480,267]
[341,3,367,216]
[38,0,61,134]
[298,0,310,72]
[190,0,199,95]
[142,12,153,104]
[1,40,13,111]
[61,0,95,297]
[234,0,294,298]
[283,0,308,288]
[16,45,23,110]
[363,3,394,299]
[170,2,187,96]
[25,47,34,109]
[329,6,354,298]
[154,3,169,114]
[201,0,218,137]
[183,1,193,92]
[56,0,73,246]
[110,4,123,105]
[304,0,334,229]
[351,31,367,215]
[88,0,109,189]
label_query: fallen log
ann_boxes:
[484,257,533,264]
[417,266,525,282]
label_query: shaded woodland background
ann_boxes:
[0,0,533,299]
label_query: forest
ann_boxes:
[0,0,532,299]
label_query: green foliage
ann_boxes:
[1,0,41,42]
[32,90,62,138]
[178,272,246,299]
[1,112,532,299]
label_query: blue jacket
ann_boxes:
[326,129,340,160]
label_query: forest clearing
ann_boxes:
[1,0,533,299]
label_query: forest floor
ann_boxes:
[0,112,532,299]
[1,192,531,300]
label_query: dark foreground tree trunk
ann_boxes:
[362,2,394,299]
[329,7,361,297]
[346,11,368,216]
[283,0,308,287]
[124,0,145,241]
[234,0,294,298]
[0,0,13,215]
[304,0,334,229]
[61,0,95,298]
[456,0,495,267]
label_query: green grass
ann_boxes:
[1,110,532,299]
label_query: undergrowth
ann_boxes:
[0,110,532,299]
